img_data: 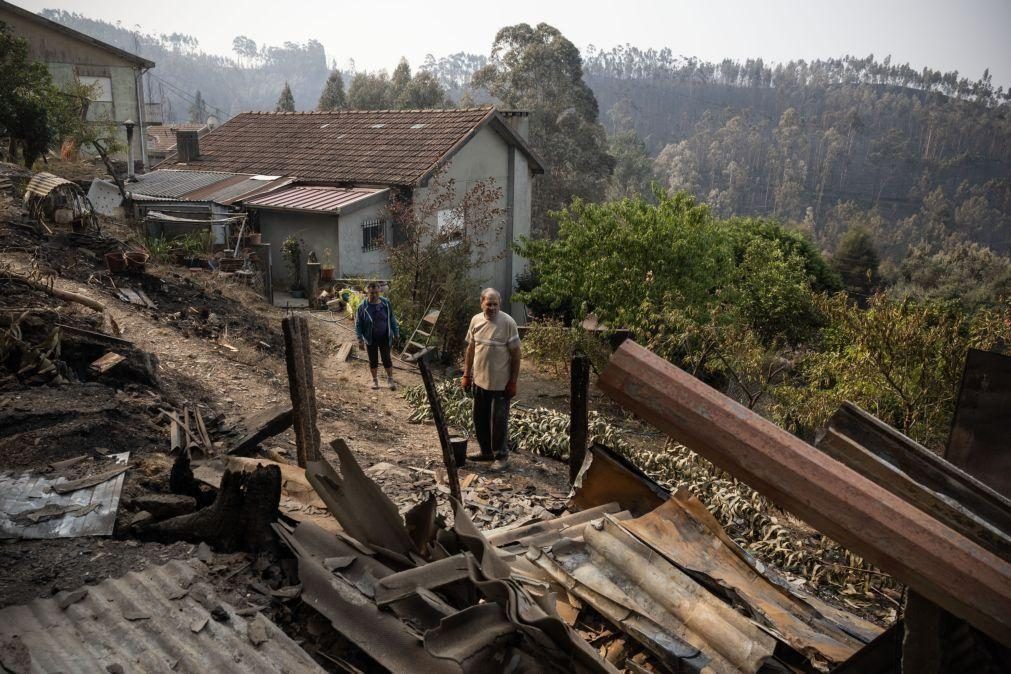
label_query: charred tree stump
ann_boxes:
[150,464,281,552]
[282,315,321,467]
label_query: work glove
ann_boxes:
[461,374,472,390]
[505,380,517,398]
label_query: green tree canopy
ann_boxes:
[317,69,346,111]
[0,21,60,166]
[832,226,880,298]
[347,71,392,109]
[472,23,614,236]
[275,81,295,112]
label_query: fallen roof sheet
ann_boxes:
[622,489,872,666]
[243,185,387,213]
[0,558,325,674]
[598,339,1011,646]
[0,452,128,539]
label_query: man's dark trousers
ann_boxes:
[472,385,510,459]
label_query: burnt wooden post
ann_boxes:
[306,261,320,308]
[282,315,321,467]
[408,347,461,504]
[569,353,591,484]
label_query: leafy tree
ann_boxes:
[390,59,412,104]
[0,21,60,166]
[188,90,208,123]
[606,128,654,200]
[892,242,1011,309]
[275,82,295,112]
[386,171,504,360]
[472,23,615,236]
[231,35,257,67]
[398,71,449,109]
[832,226,880,299]
[347,72,392,109]
[317,69,346,111]
[773,293,1011,449]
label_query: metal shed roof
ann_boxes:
[0,558,325,673]
[243,185,388,214]
[128,170,241,199]
[127,170,291,205]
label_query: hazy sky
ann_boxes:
[17,0,1011,87]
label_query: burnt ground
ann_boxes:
[0,195,895,669]
[0,200,577,631]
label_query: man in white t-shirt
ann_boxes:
[461,288,520,470]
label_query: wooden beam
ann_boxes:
[407,347,461,504]
[597,340,1011,646]
[569,353,590,485]
[282,316,321,467]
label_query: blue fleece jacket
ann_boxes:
[355,296,400,346]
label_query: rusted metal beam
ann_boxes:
[569,353,590,485]
[598,340,1011,646]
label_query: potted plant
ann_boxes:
[282,235,305,298]
[321,248,335,282]
[181,231,210,268]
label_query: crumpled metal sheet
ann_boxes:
[570,443,669,516]
[304,439,415,555]
[0,559,324,674]
[530,515,778,673]
[622,489,873,666]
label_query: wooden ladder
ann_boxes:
[400,299,441,360]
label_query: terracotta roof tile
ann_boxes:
[157,108,499,185]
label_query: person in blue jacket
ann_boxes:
[355,281,401,390]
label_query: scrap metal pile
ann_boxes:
[271,434,881,673]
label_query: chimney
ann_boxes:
[499,110,530,141]
[176,130,200,163]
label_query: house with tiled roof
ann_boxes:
[145,123,208,165]
[154,106,543,318]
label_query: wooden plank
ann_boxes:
[336,342,353,363]
[412,348,461,504]
[89,352,125,375]
[194,409,213,455]
[829,402,1011,536]
[54,323,133,346]
[818,428,1010,558]
[226,405,294,456]
[136,289,157,309]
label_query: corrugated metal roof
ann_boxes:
[185,175,293,206]
[129,169,241,199]
[0,559,325,673]
[243,185,387,213]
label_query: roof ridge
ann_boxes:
[239,106,493,116]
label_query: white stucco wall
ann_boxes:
[336,201,392,280]
[413,125,534,322]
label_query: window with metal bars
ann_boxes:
[362,217,385,251]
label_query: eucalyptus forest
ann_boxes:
[23,12,1011,452]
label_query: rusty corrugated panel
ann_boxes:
[244,185,387,213]
[947,348,1011,499]
[623,490,873,666]
[598,340,1011,646]
[0,559,325,673]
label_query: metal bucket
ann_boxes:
[449,435,468,467]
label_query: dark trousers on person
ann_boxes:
[473,385,510,459]
[366,340,392,369]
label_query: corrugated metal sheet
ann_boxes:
[128,170,243,199]
[244,185,387,213]
[24,172,81,199]
[185,176,293,206]
[0,559,325,673]
[0,453,128,540]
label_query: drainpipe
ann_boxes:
[135,66,150,171]
[123,119,136,181]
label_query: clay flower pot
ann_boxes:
[125,251,149,272]
[320,267,335,282]
[105,251,127,273]
[246,232,262,246]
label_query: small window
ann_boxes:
[437,208,464,244]
[362,217,385,251]
[78,76,113,102]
